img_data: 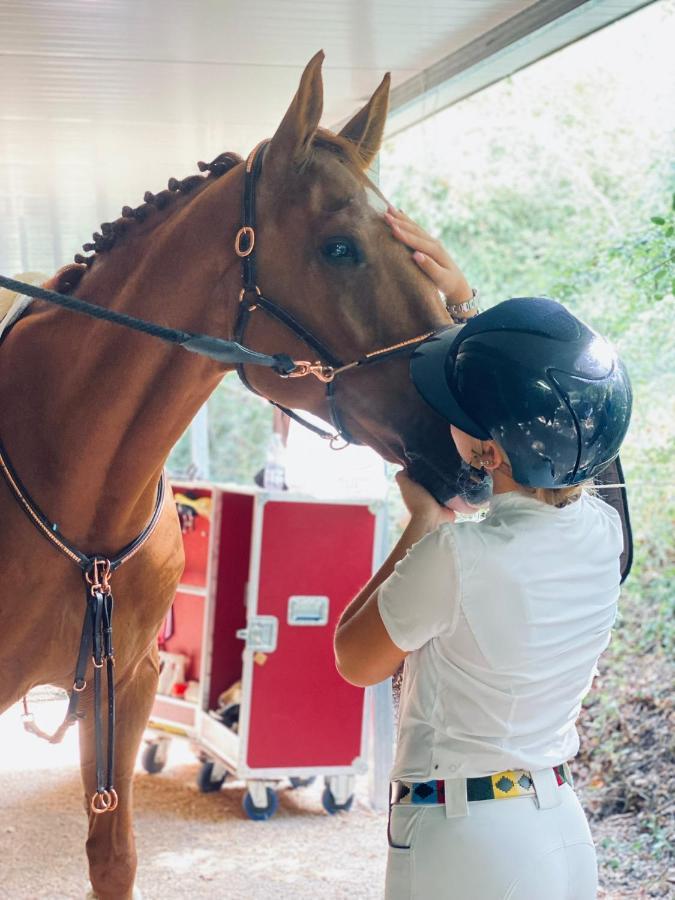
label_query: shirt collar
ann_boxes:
[488,490,584,517]
[488,490,542,514]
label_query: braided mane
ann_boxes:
[74,152,243,268]
[68,132,363,293]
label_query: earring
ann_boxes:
[471,449,492,469]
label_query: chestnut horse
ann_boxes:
[0,53,462,898]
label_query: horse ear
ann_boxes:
[338,73,391,169]
[267,50,325,172]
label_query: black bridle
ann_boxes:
[232,140,436,448]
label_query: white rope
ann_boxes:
[596,483,675,488]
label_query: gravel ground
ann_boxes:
[0,696,385,900]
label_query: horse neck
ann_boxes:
[0,170,245,552]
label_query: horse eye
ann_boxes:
[321,237,360,263]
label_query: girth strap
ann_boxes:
[21,688,84,744]
[21,573,119,813]
[21,581,98,744]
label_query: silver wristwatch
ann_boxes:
[447,288,480,323]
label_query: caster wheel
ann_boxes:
[197,761,227,793]
[289,776,316,789]
[243,788,278,821]
[141,742,166,775]
[321,786,354,815]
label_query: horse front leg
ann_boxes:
[79,646,159,900]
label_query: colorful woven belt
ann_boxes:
[392,763,572,805]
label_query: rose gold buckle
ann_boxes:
[329,434,350,451]
[311,364,335,383]
[282,360,311,378]
[86,558,111,595]
[235,226,255,257]
[238,286,261,313]
[283,361,336,383]
[91,790,112,814]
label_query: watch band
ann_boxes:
[448,288,480,322]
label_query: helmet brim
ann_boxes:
[410,328,490,441]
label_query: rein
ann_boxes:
[0,274,299,376]
[0,438,166,815]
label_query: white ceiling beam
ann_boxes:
[384,0,655,137]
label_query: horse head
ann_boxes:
[228,52,467,505]
[32,52,469,508]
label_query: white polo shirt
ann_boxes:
[378,490,623,780]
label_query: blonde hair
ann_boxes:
[479,442,593,508]
[524,480,598,508]
[528,484,586,508]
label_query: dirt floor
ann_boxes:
[0,692,671,899]
[0,694,385,900]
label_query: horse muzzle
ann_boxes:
[405,450,492,509]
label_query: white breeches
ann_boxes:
[385,776,597,900]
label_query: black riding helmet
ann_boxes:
[410,297,632,488]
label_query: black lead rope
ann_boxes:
[0,274,298,375]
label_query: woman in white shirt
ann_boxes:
[334,210,632,900]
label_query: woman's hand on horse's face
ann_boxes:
[384,207,472,304]
[396,471,456,526]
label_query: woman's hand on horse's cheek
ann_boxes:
[395,471,455,524]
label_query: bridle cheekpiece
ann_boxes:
[232,140,435,448]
